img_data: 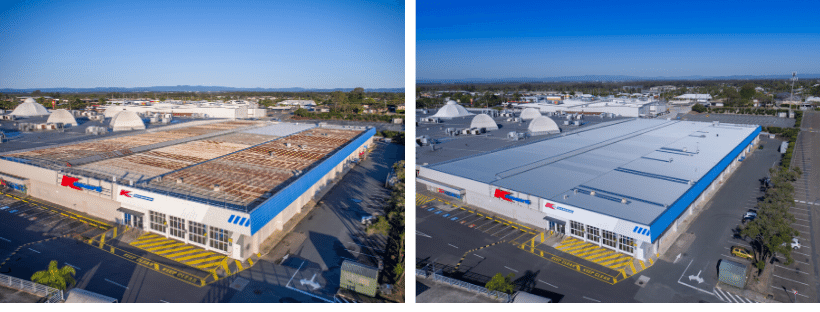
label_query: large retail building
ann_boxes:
[0,120,374,260]
[418,118,760,261]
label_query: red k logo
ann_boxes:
[493,189,512,202]
[544,202,555,209]
[60,176,81,190]
[119,190,132,197]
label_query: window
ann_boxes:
[619,236,635,254]
[586,225,600,243]
[209,226,232,252]
[149,211,166,233]
[188,221,206,245]
[169,216,185,239]
[602,230,617,249]
[570,221,585,238]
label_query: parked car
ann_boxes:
[789,238,801,250]
[731,246,754,260]
[743,211,757,222]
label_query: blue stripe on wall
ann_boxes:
[228,215,235,223]
[249,127,376,235]
[649,126,760,242]
[238,217,247,225]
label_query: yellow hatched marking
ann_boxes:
[185,255,225,266]
[561,242,592,252]
[197,261,223,270]
[235,260,244,271]
[221,259,231,272]
[556,240,585,249]
[628,260,637,273]
[639,260,646,270]
[156,245,196,255]
[604,256,632,268]
[648,258,654,266]
[570,244,598,255]
[132,237,167,245]
[595,253,623,264]
[134,239,175,249]
[166,249,206,259]
[145,242,185,252]
[247,258,254,267]
[578,247,612,258]
[175,251,215,261]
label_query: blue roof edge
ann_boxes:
[649,125,761,242]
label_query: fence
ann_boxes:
[416,268,511,302]
[0,273,64,303]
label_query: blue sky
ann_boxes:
[418,0,820,80]
[0,0,404,89]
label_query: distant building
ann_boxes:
[649,85,677,93]
[674,94,712,103]
[806,96,820,103]
[279,100,316,108]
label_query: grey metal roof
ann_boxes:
[425,119,758,225]
[341,260,378,279]
[241,122,315,137]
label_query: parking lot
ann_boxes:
[417,194,537,245]
[680,113,795,128]
[766,111,820,302]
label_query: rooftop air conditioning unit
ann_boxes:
[212,184,221,192]
[176,177,183,184]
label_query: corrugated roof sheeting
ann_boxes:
[242,123,316,137]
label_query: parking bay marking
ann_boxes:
[504,266,519,273]
[538,279,558,288]
[774,264,810,275]
[772,274,810,286]
[105,278,128,289]
[447,243,459,249]
[27,248,40,253]
[0,237,10,242]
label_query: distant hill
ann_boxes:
[417,74,820,84]
[0,85,404,94]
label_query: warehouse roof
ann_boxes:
[425,119,759,226]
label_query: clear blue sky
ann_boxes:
[0,0,404,89]
[418,0,820,80]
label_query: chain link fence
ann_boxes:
[0,273,64,303]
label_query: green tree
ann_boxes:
[31,90,42,96]
[31,260,76,291]
[741,166,801,273]
[691,103,707,113]
[485,273,516,294]
[739,83,756,101]
[349,87,365,104]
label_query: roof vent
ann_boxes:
[269,151,275,157]
[590,191,596,196]
[621,198,627,204]
[563,194,569,200]
[129,180,134,186]
[176,177,183,184]
[285,142,292,147]
[212,184,221,192]
[155,176,162,182]
[573,189,578,194]
[682,147,687,152]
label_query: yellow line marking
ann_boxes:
[185,255,225,266]
[629,260,637,274]
[568,244,598,254]
[577,247,612,258]
[235,260,244,271]
[133,239,175,248]
[156,245,196,255]
[603,256,632,268]
[145,242,186,252]
[247,258,254,267]
[649,258,654,266]
[175,251,215,262]
[221,259,231,272]
[556,240,586,249]
[197,261,223,270]
[595,253,622,264]
[166,249,207,259]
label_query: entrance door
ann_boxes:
[555,223,566,234]
[123,213,131,226]
[134,215,143,229]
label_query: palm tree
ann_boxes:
[31,260,76,291]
